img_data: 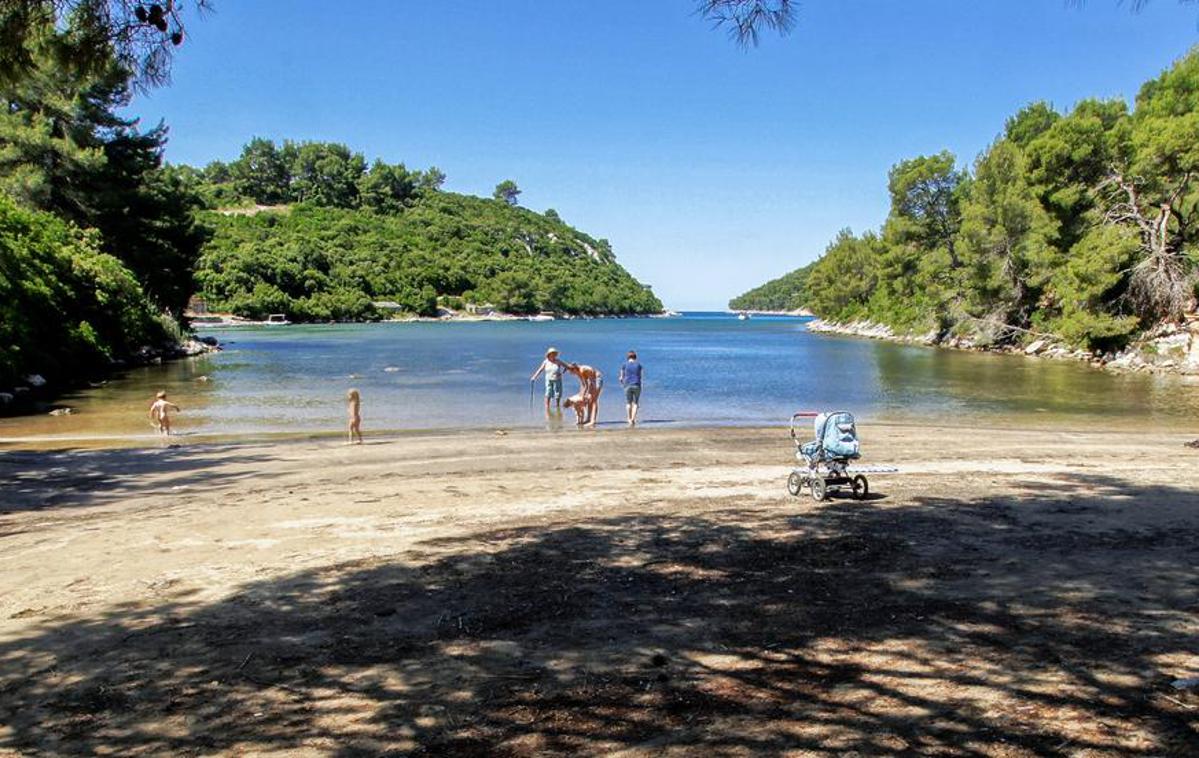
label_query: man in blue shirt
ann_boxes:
[619,350,643,427]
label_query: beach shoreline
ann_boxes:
[0,336,221,419]
[4,411,1197,452]
[1,423,1196,753]
[191,309,681,328]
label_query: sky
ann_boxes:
[134,0,1199,310]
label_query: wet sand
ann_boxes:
[1,425,1197,755]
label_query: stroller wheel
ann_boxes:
[787,471,803,496]
[810,477,827,502]
[852,475,869,500]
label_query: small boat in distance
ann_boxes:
[737,311,750,321]
[266,314,291,325]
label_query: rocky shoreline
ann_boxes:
[739,308,815,317]
[807,318,1199,376]
[0,337,222,417]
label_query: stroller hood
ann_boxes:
[809,411,861,460]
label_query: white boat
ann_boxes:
[266,314,291,325]
[737,311,750,321]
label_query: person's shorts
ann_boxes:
[545,377,563,399]
[624,385,641,404]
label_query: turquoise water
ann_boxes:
[3,312,1198,442]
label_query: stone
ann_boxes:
[1185,332,1199,370]
[1153,333,1190,351]
[1024,339,1047,355]
[1106,352,1142,371]
[0,392,13,406]
[23,374,46,387]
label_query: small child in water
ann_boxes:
[148,391,180,436]
[563,393,588,426]
[347,388,363,444]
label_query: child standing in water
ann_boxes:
[148,391,180,436]
[347,388,363,444]
[563,392,588,426]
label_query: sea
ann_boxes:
[2,312,1197,445]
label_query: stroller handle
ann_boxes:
[789,411,819,439]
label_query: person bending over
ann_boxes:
[567,363,603,428]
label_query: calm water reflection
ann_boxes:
[2,313,1196,443]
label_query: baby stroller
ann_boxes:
[787,411,869,501]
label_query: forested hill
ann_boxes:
[731,49,1199,351]
[183,140,662,320]
[728,262,814,312]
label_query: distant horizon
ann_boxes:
[134,1,1199,310]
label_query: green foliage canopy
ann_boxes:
[493,180,521,206]
[0,46,206,316]
[732,48,1199,350]
[0,192,167,386]
[194,191,662,320]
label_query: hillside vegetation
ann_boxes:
[0,195,174,388]
[0,40,205,391]
[183,139,662,320]
[728,262,814,312]
[731,49,1199,351]
[0,34,660,394]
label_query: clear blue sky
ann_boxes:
[136,0,1199,310]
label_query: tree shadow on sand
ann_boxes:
[1,474,1197,754]
[0,445,281,515]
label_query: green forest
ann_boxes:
[180,138,662,320]
[732,49,1199,351]
[729,262,815,312]
[1,38,205,390]
[0,23,658,393]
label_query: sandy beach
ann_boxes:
[1,424,1197,755]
